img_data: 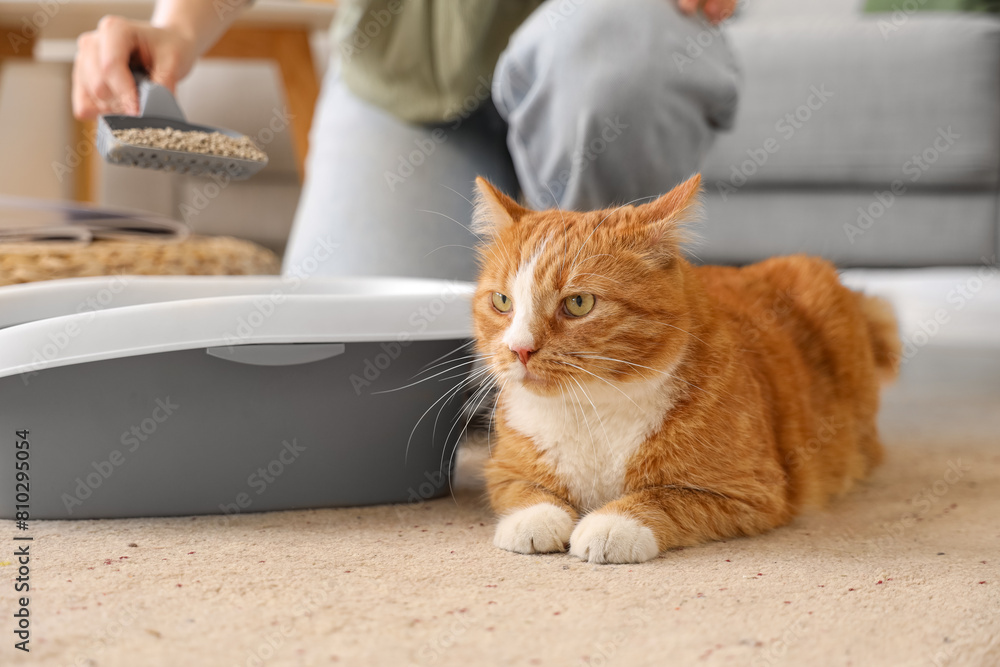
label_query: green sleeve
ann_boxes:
[332,0,543,124]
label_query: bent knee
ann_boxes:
[495,0,739,133]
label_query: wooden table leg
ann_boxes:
[74,118,98,202]
[0,23,34,60]
[206,27,320,181]
[270,30,319,181]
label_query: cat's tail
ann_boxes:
[857,293,902,384]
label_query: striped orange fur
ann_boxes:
[472,174,901,564]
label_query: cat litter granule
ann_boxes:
[112,127,267,162]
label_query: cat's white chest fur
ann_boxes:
[502,376,676,511]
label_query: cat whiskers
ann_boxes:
[420,338,479,372]
[400,362,495,465]
[568,352,712,397]
[566,374,611,504]
[416,346,488,376]
[372,354,490,395]
[486,377,510,460]
[645,319,710,346]
[439,182,474,207]
[552,360,641,410]
[568,374,614,447]
[440,369,503,499]
[417,207,512,268]
[445,363,499,439]
[561,377,595,500]
[416,208,479,239]
[567,352,669,378]
[439,180,519,268]
[424,244,476,258]
[432,363,496,429]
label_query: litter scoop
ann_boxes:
[97,69,268,180]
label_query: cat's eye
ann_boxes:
[492,292,513,313]
[564,293,595,317]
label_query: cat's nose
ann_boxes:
[510,346,535,366]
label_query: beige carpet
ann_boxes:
[4,346,999,667]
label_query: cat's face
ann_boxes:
[472,175,702,395]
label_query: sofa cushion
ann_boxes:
[701,15,1000,190]
[695,188,997,267]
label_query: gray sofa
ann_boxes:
[698,0,1000,267]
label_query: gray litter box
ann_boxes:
[0,276,475,520]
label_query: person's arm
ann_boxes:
[150,0,249,58]
[72,0,252,120]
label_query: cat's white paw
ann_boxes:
[569,512,659,564]
[494,503,574,554]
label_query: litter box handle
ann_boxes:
[131,67,186,122]
[205,343,346,367]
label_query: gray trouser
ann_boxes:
[283,0,740,282]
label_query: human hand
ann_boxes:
[73,15,197,120]
[677,0,740,24]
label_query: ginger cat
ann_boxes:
[471,174,901,564]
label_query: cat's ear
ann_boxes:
[472,177,527,236]
[634,173,703,259]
